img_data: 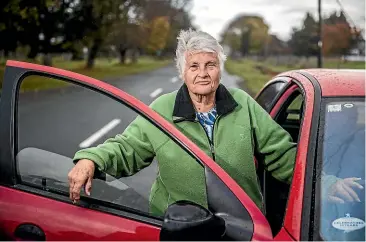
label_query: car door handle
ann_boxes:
[14,223,45,241]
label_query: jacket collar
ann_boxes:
[172,83,238,122]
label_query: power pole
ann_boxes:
[318,0,323,68]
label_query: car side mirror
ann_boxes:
[160,200,226,241]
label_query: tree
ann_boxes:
[322,23,352,56]
[288,12,318,57]
[289,11,358,57]
[146,16,170,55]
[220,15,270,57]
[142,0,194,56]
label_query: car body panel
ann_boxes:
[275,228,295,241]
[0,186,161,240]
[287,73,317,241]
[278,69,365,97]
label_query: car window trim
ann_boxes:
[273,89,303,123]
[259,83,304,236]
[294,71,322,241]
[255,78,291,112]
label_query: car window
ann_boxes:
[275,90,304,142]
[16,74,218,219]
[16,75,160,216]
[318,99,365,241]
[255,81,287,113]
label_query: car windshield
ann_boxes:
[319,99,365,241]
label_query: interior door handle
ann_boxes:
[14,223,45,241]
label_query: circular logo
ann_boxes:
[332,214,365,233]
[344,103,354,108]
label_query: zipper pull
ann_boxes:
[210,143,215,155]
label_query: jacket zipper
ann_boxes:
[196,115,220,161]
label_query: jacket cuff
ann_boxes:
[321,174,342,201]
[73,151,106,179]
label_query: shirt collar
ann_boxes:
[172,83,238,122]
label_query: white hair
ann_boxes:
[175,28,227,79]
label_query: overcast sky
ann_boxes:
[190,0,365,41]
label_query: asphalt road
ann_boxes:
[16,63,242,214]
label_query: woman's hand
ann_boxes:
[68,159,95,203]
[328,177,364,203]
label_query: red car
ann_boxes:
[0,61,364,241]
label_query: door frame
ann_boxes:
[268,72,321,241]
[0,60,272,240]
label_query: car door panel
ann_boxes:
[0,186,160,241]
[0,60,273,241]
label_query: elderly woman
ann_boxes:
[68,29,359,217]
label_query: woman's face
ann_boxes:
[183,52,220,96]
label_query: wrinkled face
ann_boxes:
[183,52,220,96]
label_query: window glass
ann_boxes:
[275,91,304,142]
[15,75,176,218]
[319,99,365,241]
[256,81,286,112]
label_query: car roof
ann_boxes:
[283,69,365,97]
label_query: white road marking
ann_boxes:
[171,77,179,83]
[79,119,121,148]
[150,88,163,98]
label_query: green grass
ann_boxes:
[323,59,366,69]
[0,57,171,92]
[225,59,273,95]
[225,57,365,96]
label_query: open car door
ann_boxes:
[0,60,272,241]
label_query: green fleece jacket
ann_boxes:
[73,84,297,216]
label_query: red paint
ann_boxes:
[268,69,365,240]
[270,84,299,116]
[0,186,160,240]
[274,228,295,241]
[275,72,316,240]
[5,60,272,240]
[278,69,365,97]
[303,69,365,97]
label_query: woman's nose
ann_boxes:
[198,67,208,77]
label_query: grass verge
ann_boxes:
[0,57,171,92]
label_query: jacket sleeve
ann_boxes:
[248,96,297,184]
[73,114,155,178]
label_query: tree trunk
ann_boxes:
[86,39,102,69]
[131,48,139,63]
[27,45,39,59]
[71,48,83,60]
[119,47,127,64]
[42,53,53,66]
[4,49,9,58]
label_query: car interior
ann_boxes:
[257,89,304,236]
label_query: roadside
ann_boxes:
[0,57,171,92]
[225,58,366,97]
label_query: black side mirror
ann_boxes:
[160,200,226,241]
